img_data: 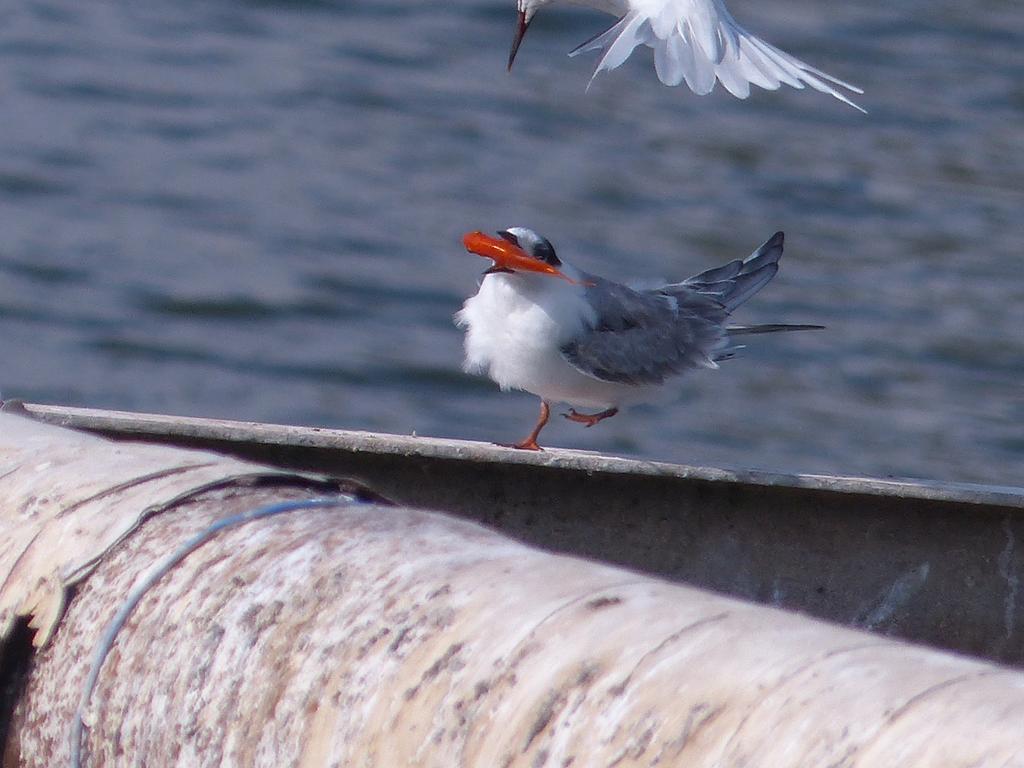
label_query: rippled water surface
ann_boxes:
[1,0,1022,483]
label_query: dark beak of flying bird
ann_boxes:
[508,10,531,71]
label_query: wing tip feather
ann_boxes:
[567,8,868,112]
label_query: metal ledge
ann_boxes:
[14,402,1023,510]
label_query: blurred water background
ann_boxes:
[0,0,1021,484]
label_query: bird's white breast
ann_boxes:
[456,272,648,408]
[457,273,590,387]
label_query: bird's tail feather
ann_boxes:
[726,323,825,336]
[714,324,822,362]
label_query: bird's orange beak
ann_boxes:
[462,231,580,284]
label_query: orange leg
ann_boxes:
[563,407,619,428]
[505,400,550,451]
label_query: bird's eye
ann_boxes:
[534,240,560,266]
[497,230,520,247]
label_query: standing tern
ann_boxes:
[508,0,864,111]
[456,227,821,450]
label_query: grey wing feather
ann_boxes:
[560,232,787,386]
[678,231,784,310]
[560,276,730,386]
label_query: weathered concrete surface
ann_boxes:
[15,403,1024,666]
[2,412,1024,767]
[0,411,333,649]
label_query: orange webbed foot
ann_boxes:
[563,407,619,428]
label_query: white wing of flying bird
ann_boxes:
[511,0,865,111]
[456,228,822,450]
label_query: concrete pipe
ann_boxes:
[0,411,1023,767]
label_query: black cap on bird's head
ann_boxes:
[497,227,561,267]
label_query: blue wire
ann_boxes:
[69,496,353,768]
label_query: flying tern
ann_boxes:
[456,227,821,450]
[508,0,864,111]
